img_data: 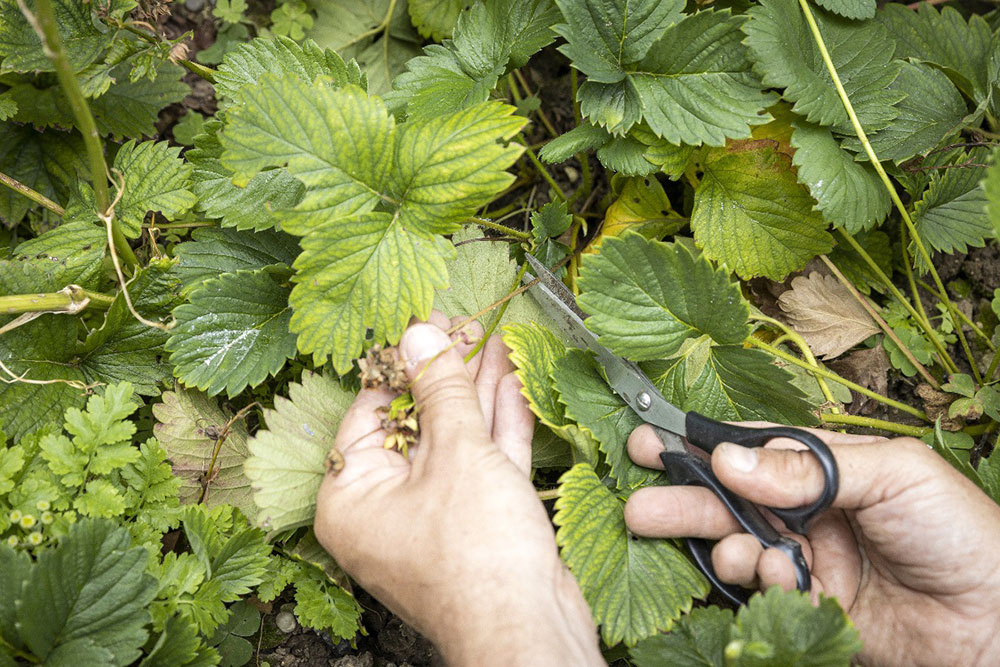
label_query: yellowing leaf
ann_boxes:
[152,387,255,522]
[586,177,684,254]
[555,464,708,646]
[778,272,878,360]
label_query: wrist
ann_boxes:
[431,562,603,666]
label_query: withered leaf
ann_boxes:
[778,272,878,359]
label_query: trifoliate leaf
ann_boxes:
[877,3,994,104]
[587,177,684,253]
[243,372,354,531]
[627,11,776,145]
[502,323,600,463]
[306,0,421,95]
[744,0,903,135]
[577,233,751,361]
[630,606,733,667]
[692,141,833,280]
[733,587,862,666]
[16,518,157,666]
[220,77,524,370]
[552,349,660,489]
[790,121,890,233]
[434,227,548,328]
[777,272,879,359]
[645,346,817,425]
[173,226,299,292]
[0,124,85,227]
[554,0,684,84]
[539,122,609,164]
[214,36,365,106]
[913,147,992,256]
[167,269,297,398]
[555,464,708,646]
[814,0,874,20]
[0,0,105,73]
[841,62,966,162]
[152,387,256,520]
[409,0,470,40]
[113,140,196,238]
[187,120,304,232]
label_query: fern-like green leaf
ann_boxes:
[744,0,903,135]
[790,121,890,233]
[113,140,196,238]
[555,464,708,646]
[220,77,524,370]
[167,269,297,398]
[243,372,354,531]
[577,232,751,360]
[692,142,833,280]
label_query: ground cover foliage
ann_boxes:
[2,0,1000,664]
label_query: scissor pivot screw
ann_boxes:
[636,392,651,411]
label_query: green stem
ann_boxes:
[0,170,64,216]
[28,0,137,270]
[797,0,977,381]
[748,337,930,421]
[819,413,929,437]
[116,23,217,81]
[837,229,956,371]
[465,217,531,240]
[986,349,1000,383]
[750,314,840,410]
[519,141,568,201]
[916,278,996,351]
[0,287,115,315]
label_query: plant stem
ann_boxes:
[797,0,977,382]
[26,0,137,271]
[465,217,531,240]
[536,488,559,501]
[464,262,528,363]
[915,278,995,351]
[513,69,560,139]
[519,141,569,201]
[819,413,929,437]
[837,229,956,372]
[986,349,1000,383]
[819,255,940,388]
[0,170,64,216]
[748,336,930,421]
[750,314,840,410]
[0,286,114,315]
[115,22,217,82]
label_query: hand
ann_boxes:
[624,426,1000,666]
[314,314,603,666]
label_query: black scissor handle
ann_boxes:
[684,412,839,535]
[659,450,810,605]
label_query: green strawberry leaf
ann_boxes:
[744,0,902,135]
[0,124,85,227]
[0,0,105,73]
[555,463,708,647]
[166,269,297,398]
[912,146,993,257]
[173,226,299,292]
[986,146,1000,239]
[243,371,354,531]
[790,121,890,233]
[692,142,833,280]
[113,140,196,238]
[630,606,733,667]
[408,0,470,40]
[13,221,107,289]
[814,0,874,20]
[577,232,750,361]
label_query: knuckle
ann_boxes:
[416,373,475,411]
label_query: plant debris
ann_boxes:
[358,344,408,392]
[378,394,419,459]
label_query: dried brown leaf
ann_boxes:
[827,346,889,415]
[778,272,878,359]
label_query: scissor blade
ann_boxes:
[522,255,689,442]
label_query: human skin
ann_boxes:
[625,425,1000,667]
[314,316,604,666]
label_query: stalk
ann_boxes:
[819,413,929,437]
[0,287,114,315]
[0,171,64,216]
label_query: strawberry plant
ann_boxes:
[2,0,1000,664]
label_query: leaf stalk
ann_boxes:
[0,170,64,216]
[819,413,929,437]
[0,286,114,316]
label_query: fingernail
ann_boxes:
[400,324,450,365]
[720,442,758,473]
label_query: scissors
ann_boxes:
[524,254,839,605]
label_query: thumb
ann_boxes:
[400,323,489,447]
[712,437,935,511]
